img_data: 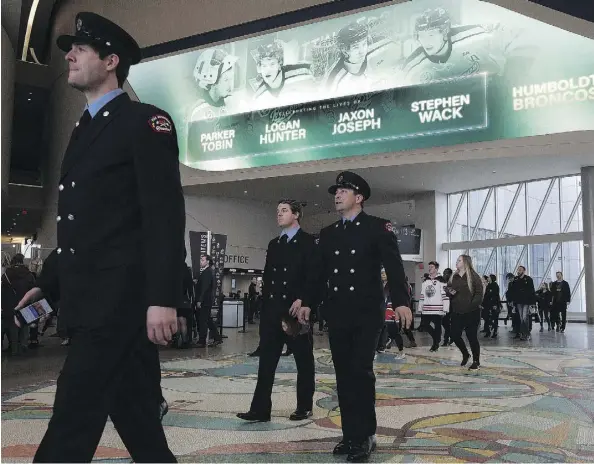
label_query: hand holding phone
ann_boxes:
[14,298,54,327]
[13,287,44,328]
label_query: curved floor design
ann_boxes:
[2,346,594,462]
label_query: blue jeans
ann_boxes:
[516,304,532,336]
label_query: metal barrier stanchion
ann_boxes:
[238,296,248,333]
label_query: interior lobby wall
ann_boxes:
[183,195,278,268]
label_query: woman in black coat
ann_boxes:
[535,282,552,332]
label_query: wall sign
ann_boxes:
[224,245,266,270]
[129,0,594,171]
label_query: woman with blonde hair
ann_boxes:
[447,255,484,370]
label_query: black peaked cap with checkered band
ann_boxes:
[328,171,371,201]
[57,12,141,65]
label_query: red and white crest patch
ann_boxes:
[148,114,172,134]
[385,222,394,233]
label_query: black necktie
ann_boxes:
[343,220,351,230]
[73,110,92,140]
[279,234,288,244]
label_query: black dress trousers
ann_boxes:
[250,309,315,414]
[328,317,382,441]
[34,324,175,463]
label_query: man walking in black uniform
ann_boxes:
[298,172,412,462]
[237,200,316,422]
[15,12,184,462]
[195,255,223,347]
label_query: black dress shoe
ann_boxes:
[461,352,470,367]
[333,439,352,455]
[236,411,270,422]
[248,347,261,357]
[282,349,293,356]
[347,436,377,463]
[289,409,313,421]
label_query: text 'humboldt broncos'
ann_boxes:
[410,94,471,123]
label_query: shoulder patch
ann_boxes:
[148,114,173,134]
[385,221,394,233]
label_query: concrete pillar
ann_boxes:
[1,26,15,207]
[581,166,594,324]
[36,3,86,248]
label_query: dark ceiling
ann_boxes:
[10,83,50,186]
[1,207,42,238]
[529,0,594,23]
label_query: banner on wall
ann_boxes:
[189,231,228,307]
[129,0,594,171]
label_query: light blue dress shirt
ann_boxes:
[85,88,125,118]
[281,225,300,241]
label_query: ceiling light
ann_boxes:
[244,190,248,194]
[314,203,319,206]
[316,184,320,188]
[27,98,31,101]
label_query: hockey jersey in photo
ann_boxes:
[418,278,450,316]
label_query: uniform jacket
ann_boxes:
[261,228,317,314]
[316,211,409,327]
[418,278,450,316]
[40,93,186,329]
[550,280,571,305]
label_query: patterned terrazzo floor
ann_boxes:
[2,345,594,463]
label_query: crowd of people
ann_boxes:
[373,259,573,370]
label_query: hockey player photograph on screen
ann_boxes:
[128,0,594,171]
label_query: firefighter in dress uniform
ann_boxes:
[237,200,317,422]
[297,172,412,463]
[15,12,184,463]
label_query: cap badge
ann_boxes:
[338,175,344,182]
[76,19,82,31]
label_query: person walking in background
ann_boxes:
[195,255,223,348]
[505,272,518,332]
[2,254,36,354]
[535,282,552,332]
[248,277,258,324]
[447,255,484,371]
[440,268,454,346]
[174,257,194,349]
[510,266,536,341]
[483,274,501,339]
[550,272,571,333]
[378,269,416,354]
[418,271,449,352]
[480,275,490,332]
